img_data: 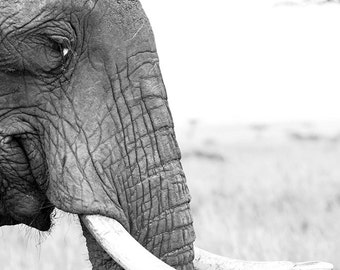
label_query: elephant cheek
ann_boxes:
[44,145,130,231]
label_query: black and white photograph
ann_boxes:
[0,0,338,269]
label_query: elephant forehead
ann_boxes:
[0,0,96,32]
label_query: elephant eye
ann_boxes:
[0,35,74,77]
[47,36,73,73]
[62,48,70,57]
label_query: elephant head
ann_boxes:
[0,0,195,269]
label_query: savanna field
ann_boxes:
[0,122,339,270]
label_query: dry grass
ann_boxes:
[0,213,91,270]
[0,123,339,269]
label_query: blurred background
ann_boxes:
[146,0,340,126]
[1,0,340,269]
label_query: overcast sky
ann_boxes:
[141,1,340,125]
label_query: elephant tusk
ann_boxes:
[80,215,175,270]
[81,215,333,270]
[193,247,334,270]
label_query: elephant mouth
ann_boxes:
[0,132,54,231]
[0,200,54,231]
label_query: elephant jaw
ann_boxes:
[80,215,333,270]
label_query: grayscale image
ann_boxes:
[0,1,338,270]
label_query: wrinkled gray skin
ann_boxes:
[0,0,195,269]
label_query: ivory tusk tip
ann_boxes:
[293,261,334,270]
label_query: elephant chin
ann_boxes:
[0,199,54,232]
[0,214,19,227]
[12,207,53,232]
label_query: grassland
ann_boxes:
[0,123,339,269]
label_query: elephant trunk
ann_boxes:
[79,146,195,270]
[45,53,196,268]
[40,42,195,270]
[78,40,195,268]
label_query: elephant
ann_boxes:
[0,0,195,269]
[0,1,335,270]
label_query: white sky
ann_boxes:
[141,1,340,125]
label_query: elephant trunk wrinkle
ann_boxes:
[77,157,195,270]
